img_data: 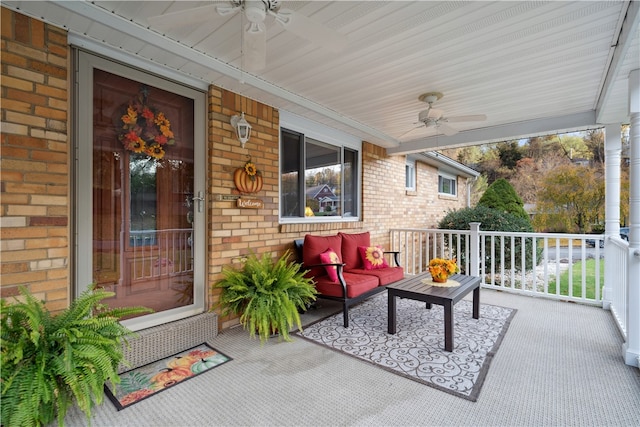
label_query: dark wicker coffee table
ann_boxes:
[387,273,481,352]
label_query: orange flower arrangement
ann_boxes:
[428,258,459,282]
[118,86,175,159]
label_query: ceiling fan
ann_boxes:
[147,0,347,71]
[411,92,487,137]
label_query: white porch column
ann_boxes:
[603,124,622,310]
[625,68,640,367]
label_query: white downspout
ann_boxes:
[467,177,476,208]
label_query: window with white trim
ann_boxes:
[405,158,416,191]
[280,113,360,221]
[438,172,457,196]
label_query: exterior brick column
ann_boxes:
[0,8,70,311]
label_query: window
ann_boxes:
[280,112,360,221]
[405,158,416,191]
[438,172,457,196]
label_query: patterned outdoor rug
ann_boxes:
[297,294,515,401]
[105,343,231,410]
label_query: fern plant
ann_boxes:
[215,250,317,343]
[1,286,152,427]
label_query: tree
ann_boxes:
[620,167,630,225]
[522,135,557,159]
[497,141,523,170]
[510,152,572,203]
[556,134,590,161]
[477,178,529,221]
[533,164,604,233]
[584,129,605,165]
[470,174,488,206]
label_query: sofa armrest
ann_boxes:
[303,262,348,299]
[384,250,401,267]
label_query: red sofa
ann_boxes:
[294,231,404,327]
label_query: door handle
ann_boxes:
[192,191,204,213]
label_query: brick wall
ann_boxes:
[0,8,70,311]
[361,143,469,245]
[0,7,469,326]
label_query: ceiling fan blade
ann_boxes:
[242,23,267,71]
[271,9,347,52]
[445,114,487,123]
[147,5,220,29]
[398,125,424,139]
[439,123,459,136]
[217,4,242,17]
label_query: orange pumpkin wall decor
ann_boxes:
[234,157,263,194]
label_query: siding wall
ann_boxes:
[0,8,470,326]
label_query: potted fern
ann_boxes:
[1,286,152,427]
[214,250,317,343]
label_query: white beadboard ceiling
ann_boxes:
[5,1,639,155]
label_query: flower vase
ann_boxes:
[432,275,448,283]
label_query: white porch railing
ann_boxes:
[390,226,631,339]
[129,228,194,280]
[609,236,630,339]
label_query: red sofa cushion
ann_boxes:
[348,266,405,286]
[339,231,370,270]
[314,271,379,298]
[303,234,343,278]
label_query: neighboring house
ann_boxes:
[524,203,537,221]
[305,184,339,214]
[0,8,476,333]
[571,157,591,166]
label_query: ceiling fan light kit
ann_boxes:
[413,91,486,136]
[418,91,443,105]
[148,1,347,72]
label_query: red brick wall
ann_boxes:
[0,7,470,326]
[1,8,70,312]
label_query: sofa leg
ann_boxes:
[343,304,349,328]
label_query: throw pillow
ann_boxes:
[358,245,389,270]
[319,248,342,282]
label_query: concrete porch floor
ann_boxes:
[64,289,640,426]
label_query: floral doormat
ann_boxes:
[104,343,231,410]
[297,293,515,401]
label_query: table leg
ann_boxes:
[444,301,453,352]
[388,291,397,334]
[473,286,480,319]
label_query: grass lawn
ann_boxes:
[548,258,605,299]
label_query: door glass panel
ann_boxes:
[92,69,195,316]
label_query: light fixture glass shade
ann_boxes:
[231,112,252,148]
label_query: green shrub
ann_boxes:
[1,287,152,427]
[438,205,542,272]
[477,178,529,220]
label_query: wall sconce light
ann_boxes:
[230,112,252,148]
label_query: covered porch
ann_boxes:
[1,1,639,408]
[62,289,640,426]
